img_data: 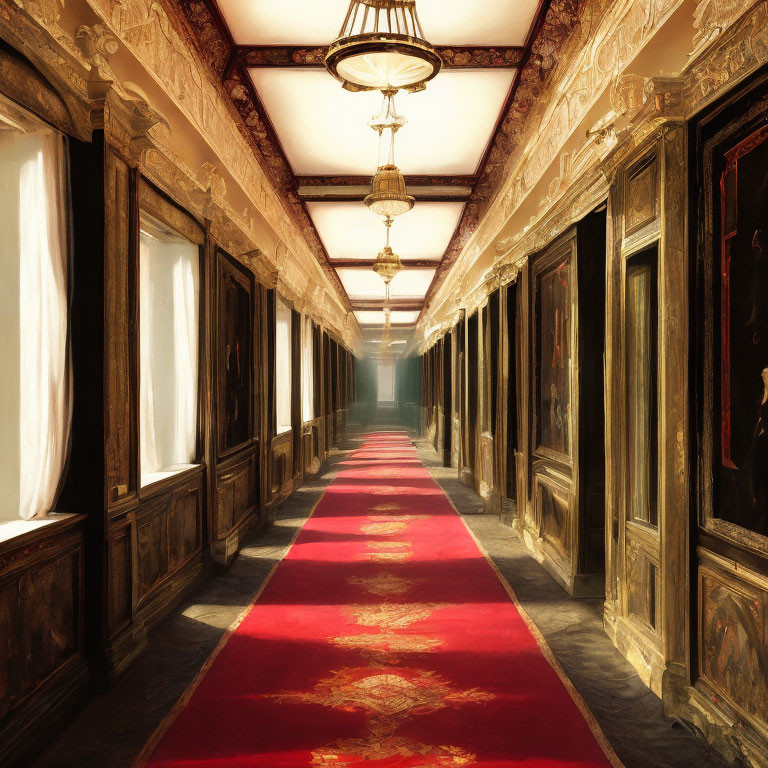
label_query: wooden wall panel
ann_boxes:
[0,523,88,766]
[108,527,131,632]
[134,473,205,609]
[698,560,768,734]
[104,149,137,504]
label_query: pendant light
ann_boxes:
[372,215,402,284]
[365,89,414,217]
[325,0,442,93]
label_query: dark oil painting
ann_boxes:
[218,263,252,453]
[536,256,572,456]
[716,124,768,536]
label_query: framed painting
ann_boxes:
[534,238,574,460]
[217,251,253,456]
[695,68,768,553]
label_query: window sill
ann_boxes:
[0,512,84,554]
[141,464,200,489]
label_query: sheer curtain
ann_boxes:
[0,128,71,523]
[275,298,292,433]
[139,219,200,486]
[302,314,314,422]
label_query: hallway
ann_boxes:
[35,428,722,768]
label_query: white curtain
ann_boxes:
[139,223,200,486]
[0,129,71,522]
[276,298,292,433]
[302,314,314,422]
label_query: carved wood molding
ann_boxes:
[237,45,525,69]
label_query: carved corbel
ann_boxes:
[610,73,648,121]
[76,23,118,79]
[498,261,520,286]
[644,76,685,119]
[76,24,119,132]
[196,162,228,221]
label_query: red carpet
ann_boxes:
[138,432,621,768]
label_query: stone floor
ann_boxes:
[412,433,726,768]
[33,426,726,768]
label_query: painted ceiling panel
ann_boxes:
[306,201,465,262]
[219,0,540,46]
[249,68,515,176]
[337,267,436,301]
[388,268,437,299]
[337,269,388,300]
[355,310,421,325]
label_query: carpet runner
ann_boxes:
[137,431,621,768]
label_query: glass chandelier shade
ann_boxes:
[365,164,414,216]
[325,0,442,92]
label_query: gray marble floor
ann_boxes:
[411,433,726,768]
[32,427,726,768]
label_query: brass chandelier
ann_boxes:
[365,89,414,217]
[372,215,402,284]
[325,0,442,93]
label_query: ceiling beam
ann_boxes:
[237,46,524,69]
[332,260,439,268]
[351,299,423,311]
[297,175,475,203]
[297,174,477,187]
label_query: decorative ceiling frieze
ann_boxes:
[423,0,586,307]
[176,0,353,310]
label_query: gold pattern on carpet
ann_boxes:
[360,521,408,535]
[267,666,494,720]
[367,551,411,562]
[365,540,411,550]
[310,734,477,767]
[370,503,401,513]
[349,573,418,596]
[328,632,444,662]
[344,603,446,630]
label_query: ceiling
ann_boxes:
[181,0,556,351]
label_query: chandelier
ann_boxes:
[365,89,413,217]
[325,0,442,93]
[372,216,402,284]
[380,304,393,357]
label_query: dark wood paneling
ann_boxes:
[0,521,88,766]
[135,472,204,607]
[104,148,137,504]
[107,527,131,632]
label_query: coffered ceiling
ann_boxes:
[178,0,574,349]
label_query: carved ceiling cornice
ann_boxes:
[173,0,351,313]
[421,0,588,308]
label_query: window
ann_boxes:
[276,297,292,433]
[625,249,658,525]
[0,126,71,524]
[301,314,314,422]
[377,360,395,402]
[139,213,200,487]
